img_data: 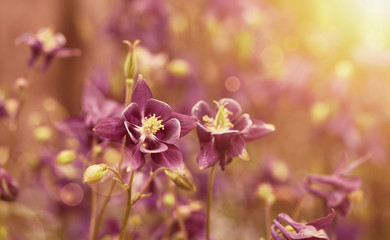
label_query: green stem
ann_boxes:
[131,167,169,206]
[119,170,135,240]
[265,201,272,240]
[172,186,188,240]
[92,79,134,239]
[206,166,216,240]
[93,136,126,239]
[88,137,98,240]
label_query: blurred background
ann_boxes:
[1,0,390,239]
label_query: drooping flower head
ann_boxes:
[192,98,274,170]
[16,27,80,70]
[304,155,368,216]
[0,168,19,201]
[271,210,335,240]
[94,75,197,172]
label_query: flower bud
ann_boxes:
[166,59,190,78]
[162,192,176,207]
[123,40,140,79]
[55,150,77,165]
[0,168,19,201]
[257,183,275,205]
[14,77,29,93]
[83,164,108,184]
[165,169,196,192]
[33,126,52,142]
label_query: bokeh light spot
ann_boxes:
[60,183,84,206]
[225,76,241,92]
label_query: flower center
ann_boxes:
[202,101,233,133]
[36,28,59,52]
[141,114,164,136]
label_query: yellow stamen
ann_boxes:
[36,28,61,52]
[202,101,234,133]
[141,114,164,135]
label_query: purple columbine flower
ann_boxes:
[0,168,19,201]
[271,210,335,240]
[94,75,197,172]
[16,27,80,70]
[191,98,274,170]
[304,155,368,216]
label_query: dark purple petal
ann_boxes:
[197,140,219,170]
[124,121,141,143]
[131,75,153,111]
[124,143,145,171]
[151,145,184,172]
[218,98,242,121]
[214,131,238,153]
[0,168,19,201]
[155,118,180,144]
[307,209,335,230]
[170,112,197,137]
[196,123,212,143]
[140,137,168,153]
[243,119,275,142]
[121,102,142,126]
[144,98,172,120]
[227,135,246,159]
[94,117,126,141]
[41,54,55,71]
[191,100,212,121]
[232,114,252,132]
[56,116,87,138]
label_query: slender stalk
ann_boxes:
[5,69,36,171]
[119,170,135,240]
[131,167,169,206]
[265,201,272,240]
[93,136,126,239]
[88,137,98,240]
[172,186,188,240]
[293,193,307,220]
[206,166,216,240]
[92,79,134,239]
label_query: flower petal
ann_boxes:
[226,135,246,159]
[243,119,275,142]
[93,117,126,141]
[131,75,153,111]
[197,140,219,170]
[144,98,172,120]
[170,112,197,137]
[191,100,212,121]
[151,145,184,172]
[155,118,180,144]
[140,137,168,154]
[232,114,252,132]
[124,143,145,171]
[219,98,242,121]
[196,123,212,143]
[124,121,141,143]
[307,209,335,231]
[121,102,142,126]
